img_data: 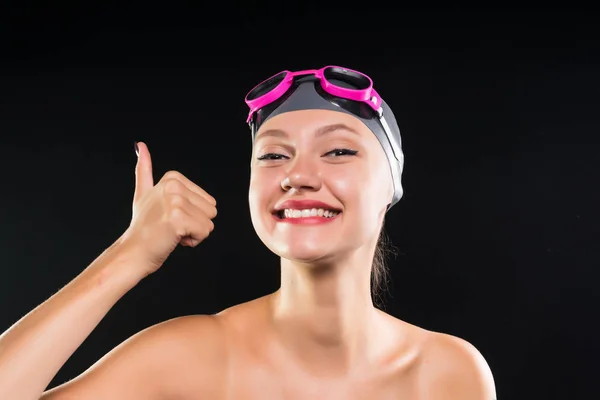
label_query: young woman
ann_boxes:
[0,67,496,399]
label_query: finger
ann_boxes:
[163,179,217,219]
[180,186,218,219]
[134,142,154,204]
[161,170,216,206]
[169,202,214,247]
[182,205,215,247]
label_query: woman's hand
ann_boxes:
[122,142,217,278]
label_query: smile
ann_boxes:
[273,208,341,224]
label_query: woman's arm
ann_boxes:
[0,238,143,399]
[40,313,228,400]
[0,142,219,400]
[1,239,227,400]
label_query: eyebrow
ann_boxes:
[255,123,361,141]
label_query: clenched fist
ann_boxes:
[121,142,217,277]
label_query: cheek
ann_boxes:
[248,172,265,214]
[329,161,389,215]
[327,165,374,209]
[248,170,280,219]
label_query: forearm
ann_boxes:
[0,237,143,400]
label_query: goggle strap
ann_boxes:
[379,112,403,163]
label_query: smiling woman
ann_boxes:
[0,66,496,400]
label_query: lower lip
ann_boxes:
[272,213,341,225]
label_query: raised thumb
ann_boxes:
[133,141,154,204]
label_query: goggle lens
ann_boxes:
[246,71,287,101]
[323,67,371,90]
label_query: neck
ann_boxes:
[269,248,380,377]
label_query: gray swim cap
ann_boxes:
[249,77,404,209]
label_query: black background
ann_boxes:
[0,5,598,399]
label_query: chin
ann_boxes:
[272,240,334,264]
[268,229,363,267]
[253,226,338,264]
[251,210,358,264]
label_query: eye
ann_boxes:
[324,148,359,157]
[257,152,289,161]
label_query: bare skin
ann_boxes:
[0,111,496,399]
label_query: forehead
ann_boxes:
[255,109,372,142]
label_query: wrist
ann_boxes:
[111,232,153,283]
[84,233,149,292]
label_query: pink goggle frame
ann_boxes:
[244,65,384,124]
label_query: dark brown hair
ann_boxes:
[371,228,396,308]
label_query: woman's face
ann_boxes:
[248,109,393,264]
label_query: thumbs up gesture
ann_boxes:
[122,142,217,278]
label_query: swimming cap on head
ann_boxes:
[250,76,404,209]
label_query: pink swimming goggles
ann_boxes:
[244,65,385,124]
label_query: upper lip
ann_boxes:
[273,199,342,212]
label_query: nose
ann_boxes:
[281,156,322,193]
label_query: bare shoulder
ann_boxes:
[417,330,497,399]
[42,314,229,400]
[141,314,229,365]
[216,293,271,320]
[130,314,231,397]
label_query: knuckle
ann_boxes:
[206,193,217,205]
[163,170,182,181]
[162,178,183,194]
[167,207,185,222]
[167,193,186,208]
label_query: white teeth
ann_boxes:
[281,208,339,219]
